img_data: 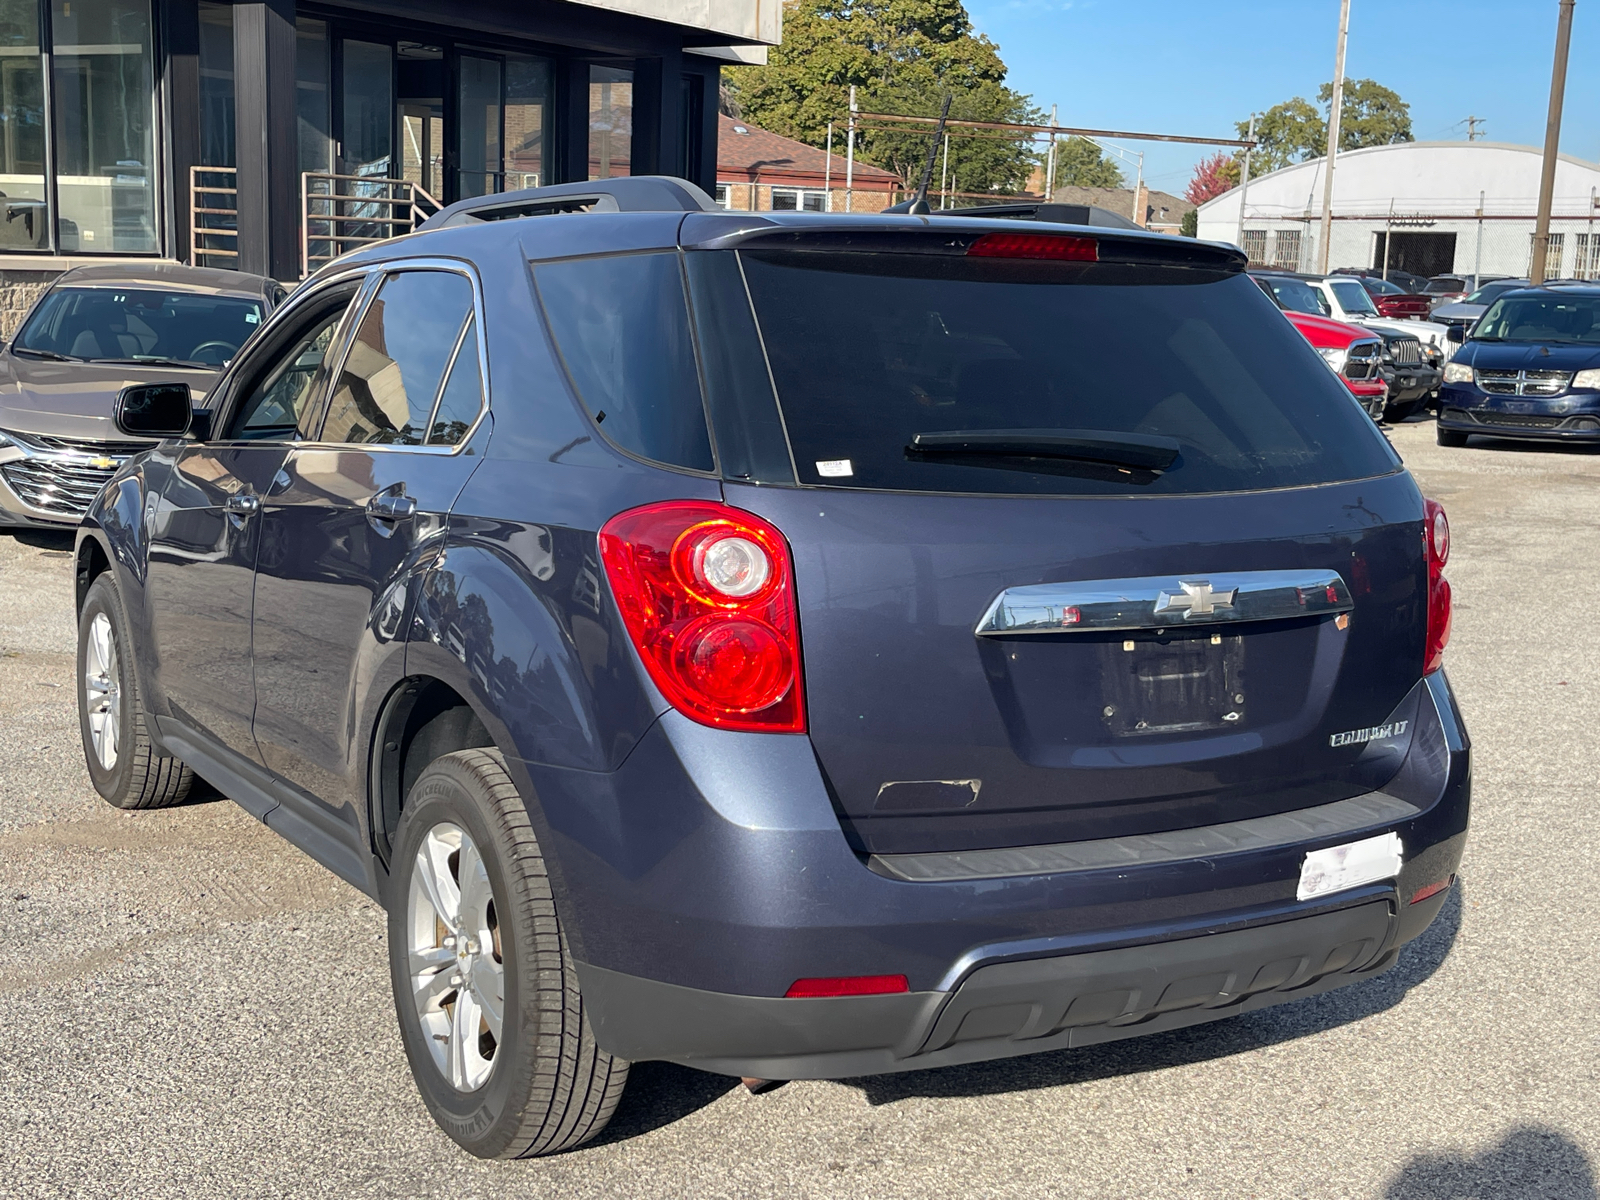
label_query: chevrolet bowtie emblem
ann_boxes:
[1154,579,1237,618]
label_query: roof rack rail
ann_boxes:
[418,175,716,230]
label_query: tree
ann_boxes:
[1051,137,1124,190]
[1234,79,1413,173]
[724,0,1039,195]
[1184,152,1239,205]
[1179,209,1198,237]
[1317,78,1412,152]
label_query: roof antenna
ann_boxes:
[905,94,952,216]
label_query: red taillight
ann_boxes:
[1423,498,1452,675]
[784,974,909,998]
[967,232,1098,262]
[599,500,805,732]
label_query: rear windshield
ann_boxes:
[1465,282,1520,305]
[1425,278,1465,294]
[735,252,1396,496]
[1255,274,1329,316]
[14,286,263,367]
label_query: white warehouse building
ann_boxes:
[1195,141,1600,281]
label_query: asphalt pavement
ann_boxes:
[3,418,1598,1199]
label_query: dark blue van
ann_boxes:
[1437,282,1600,445]
[72,178,1468,1158]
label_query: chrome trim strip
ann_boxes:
[974,568,1352,636]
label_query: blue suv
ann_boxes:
[73,178,1469,1158]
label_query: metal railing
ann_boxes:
[190,166,238,268]
[300,173,444,276]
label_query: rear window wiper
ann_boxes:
[11,347,81,362]
[907,428,1181,473]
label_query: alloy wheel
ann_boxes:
[83,612,121,771]
[406,822,506,1092]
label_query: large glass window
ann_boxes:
[504,55,549,190]
[457,54,501,199]
[341,39,392,179]
[323,270,475,446]
[296,19,332,176]
[52,0,156,252]
[588,65,631,180]
[197,2,233,167]
[0,0,45,250]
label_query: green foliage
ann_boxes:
[725,0,1039,195]
[1179,209,1198,238]
[1051,137,1124,190]
[1317,78,1413,152]
[1235,79,1412,174]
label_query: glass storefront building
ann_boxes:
[0,0,770,277]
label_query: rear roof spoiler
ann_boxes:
[419,176,716,230]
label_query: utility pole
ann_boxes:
[1235,113,1256,248]
[1465,115,1485,141]
[1045,104,1058,201]
[846,85,856,213]
[1531,0,1575,285]
[1475,189,1485,282]
[1318,0,1352,274]
[824,122,833,211]
[1382,198,1394,281]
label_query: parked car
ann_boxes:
[1332,266,1429,295]
[1423,274,1510,308]
[1371,327,1443,422]
[1437,284,1600,446]
[73,177,1468,1160]
[1308,273,1454,360]
[1250,272,1428,421]
[1430,278,1538,340]
[0,263,284,529]
[1353,276,1433,321]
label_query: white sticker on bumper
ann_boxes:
[1297,831,1403,902]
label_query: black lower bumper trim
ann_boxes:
[576,898,1402,1079]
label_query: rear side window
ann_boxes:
[322,270,476,446]
[735,252,1397,496]
[534,252,714,473]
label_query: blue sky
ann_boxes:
[966,0,1598,197]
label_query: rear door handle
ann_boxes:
[366,490,417,520]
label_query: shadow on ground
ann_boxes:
[1384,1124,1597,1200]
[592,1061,741,1144]
[5,527,74,552]
[844,883,1464,1106]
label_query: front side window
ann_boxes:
[14,286,263,365]
[1328,279,1377,316]
[321,270,477,445]
[52,0,156,252]
[223,289,357,439]
[535,251,713,472]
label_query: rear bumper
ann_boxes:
[577,887,1448,1079]
[524,672,1468,1075]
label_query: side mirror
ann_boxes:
[1446,324,1465,344]
[115,382,192,438]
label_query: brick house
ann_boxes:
[716,115,901,213]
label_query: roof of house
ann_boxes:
[717,114,900,189]
[1049,185,1193,224]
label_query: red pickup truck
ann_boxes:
[1280,309,1388,420]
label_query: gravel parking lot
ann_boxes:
[3,418,1598,1199]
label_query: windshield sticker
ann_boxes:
[816,459,853,478]
[245,311,261,324]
